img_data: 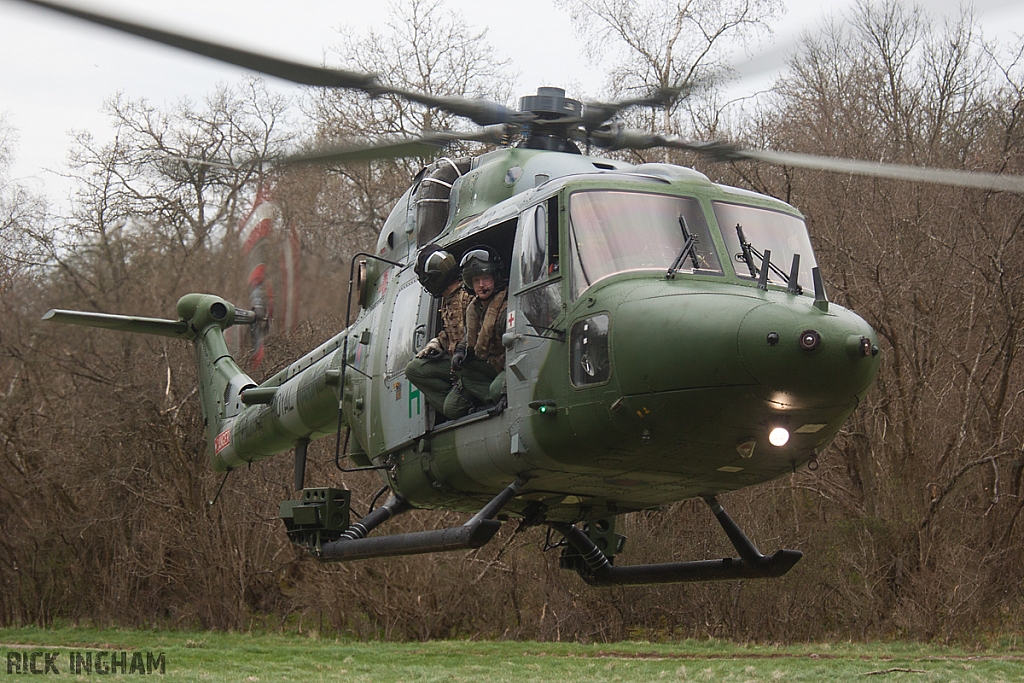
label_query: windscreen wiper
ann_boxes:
[667,215,700,278]
[569,217,592,289]
[734,223,791,283]
[735,223,758,277]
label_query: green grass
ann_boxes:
[1,626,1022,681]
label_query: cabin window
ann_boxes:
[568,191,721,300]
[713,203,817,289]
[516,197,563,331]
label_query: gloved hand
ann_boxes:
[451,344,470,372]
[416,338,444,359]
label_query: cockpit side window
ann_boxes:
[518,197,560,287]
[515,196,563,331]
[520,204,547,287]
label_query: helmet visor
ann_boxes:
[459,248,500,290]
[459,248,493,269]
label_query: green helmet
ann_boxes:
[459,247,503,290]
[415,245,459,297]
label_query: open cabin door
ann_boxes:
[507,196,565,405]
[381,265,433,451]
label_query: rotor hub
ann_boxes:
[519,87,582,119]
[518,87,583,153]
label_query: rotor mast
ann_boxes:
[519,87,583,154]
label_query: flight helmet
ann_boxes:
[415,245,459,297]
[459,246,503,291]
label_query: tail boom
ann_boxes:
[43,294,344,471]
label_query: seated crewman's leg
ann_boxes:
[459,358,498,405]
[405,354,454,416]
[444,359,497,419]
[488,370,506,404]
[443,380,475,419]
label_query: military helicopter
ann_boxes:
[24,0,1024,587]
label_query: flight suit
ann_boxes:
[443,289,507,418]
[405,287,472,417]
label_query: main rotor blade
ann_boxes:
[279,126,509,166]
[581,86,687,130]
[386,88,529,127]
[280,139,446,166]
[12,0,526,128]
[155,151,253,171]
[593,126,1024,195]
[707,144,1024,195]
[13,0,380,90]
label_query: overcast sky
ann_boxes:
[2,0,1023,206]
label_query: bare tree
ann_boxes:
[300,0,516,260]
[555,0,780,136]
[0,82,296,628]
[45,78,293,313]
[716,0,1024,638]
[314,0,514,138]
[10,0,1024,643]
[0,120,47,296]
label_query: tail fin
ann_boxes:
[43,294,257,469]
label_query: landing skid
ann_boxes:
[551,497,801,586]
[282,479,525,563]
[282,483,799,584]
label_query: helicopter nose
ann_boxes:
[736,302,880,406]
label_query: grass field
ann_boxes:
[2,626,1022,681]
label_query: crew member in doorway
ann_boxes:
[445,247,508,418]
[406,246,473,418]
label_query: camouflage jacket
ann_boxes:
[464,289,508,372]
[437,288,473,355]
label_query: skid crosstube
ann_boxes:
[551,496,802,586]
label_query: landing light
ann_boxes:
[768,427,790,447]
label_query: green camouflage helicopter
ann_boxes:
[24,0,1024,586]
